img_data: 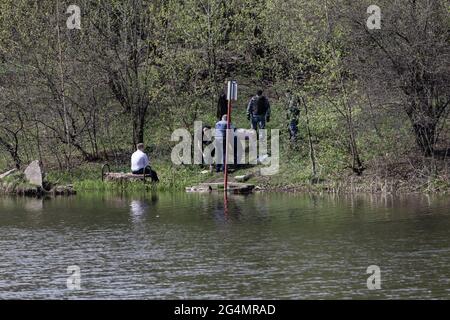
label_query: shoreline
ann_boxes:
[2,158,450,197]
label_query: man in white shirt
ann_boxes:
[131,143,159,182]
[131,143,151,174]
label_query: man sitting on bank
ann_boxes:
[131,143,159,182]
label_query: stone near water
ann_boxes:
[24,160,43,187]
[0,163,75,197]
[51,185,76,196]
[0,168,17,180]
[186,182,255,194]
[235,173,254,182]
[186,185,213,193]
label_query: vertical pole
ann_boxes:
[224,99,232,191]
[223,188,229,217]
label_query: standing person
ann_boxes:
[214,115,234,172]
[285,90,300,142]
[216,90,228,120]
[247,89,271,132]
[131,143,159,182]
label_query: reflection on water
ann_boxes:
[24,199,43,213]
[129,194,159,223]
[0,193,450,299]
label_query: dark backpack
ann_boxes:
[252,96,268,115]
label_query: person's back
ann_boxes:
[215,115,236,137]
[215,119,228,139]
[247,89,271,131]
[131,143,150,173]
[131,143,159,182]
[254,95,269,115]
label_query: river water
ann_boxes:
[0,192,449,299]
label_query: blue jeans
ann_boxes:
[289,120,299,140]
[251,115,266,130]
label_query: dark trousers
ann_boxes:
[132,167,159,182]
[215,138,227,172]
[215,137,240,172]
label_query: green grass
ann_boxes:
[3,94,448,195]
[0,171,39,194]
[48,160,209,192]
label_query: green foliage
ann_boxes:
[52,160,206,192]
[0,0,449,193]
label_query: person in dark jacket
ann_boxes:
[216,91,228,120]
[247,89,271,132]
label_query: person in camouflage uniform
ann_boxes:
[285,90,301,142]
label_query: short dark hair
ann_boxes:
[137,143,145,150]
[257,89,263,96]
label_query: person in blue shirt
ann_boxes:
[215,115,235,172]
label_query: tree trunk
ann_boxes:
[0,137,21,169]
[136,121,145,145]
[133,113,145,145]
[406,100,439,157]
[412,121,437,156]
[350,137,364,175]
[12,152,21,170]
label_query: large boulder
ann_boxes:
[24,160,43,188]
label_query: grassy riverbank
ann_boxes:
[2,88,450,195]
[36,152,450,195]
[1,1,449,197]
[2,161,450,195]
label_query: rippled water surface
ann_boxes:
[1,192,450,299]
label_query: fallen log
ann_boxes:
[0,168,17,180]
[103,172,153,182]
